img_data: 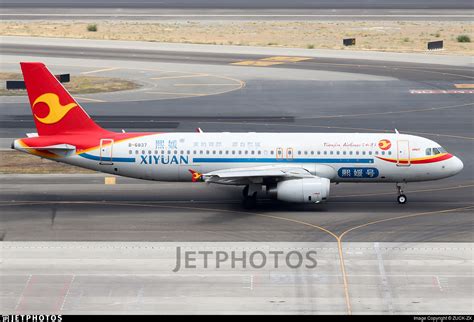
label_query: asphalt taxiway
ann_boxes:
[2,0,473,21]
[1,37,472,241]
[0,36,473,314]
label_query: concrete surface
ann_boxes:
[1,242,472,314]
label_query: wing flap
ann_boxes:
[202,165,315,185]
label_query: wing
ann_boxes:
[202,165,316,185]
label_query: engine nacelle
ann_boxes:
[269,178,331,203]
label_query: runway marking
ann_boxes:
[303,62,474,80]
[145,91,207,96]
[410,89,474,94]
[339,205,474,241]
[2,200,473,314]
[231,60,286,67]
[81,67,119,75]
[374,242,394,314]
[14,274,34,314]
[148,72,245,98]
[57,275,75,313]
[298,102,474,120]
[173,83,241,86]
[232,56,311,67]
[261,56,312,62]
[454,84,474,89]
[150,73,209,80]
[331,183,474,199]
[74,96,106,103]
[198,118,474,141]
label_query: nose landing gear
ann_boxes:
[396,184,407,204]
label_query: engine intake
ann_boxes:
[269,178,330,203]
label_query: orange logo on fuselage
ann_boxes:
[378,139,392,150]
[189,169,204,182]
[33,93,77,124]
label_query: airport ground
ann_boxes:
[0,24,473,314]
[1,20,472,55]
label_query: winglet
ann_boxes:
[195,128,203,133]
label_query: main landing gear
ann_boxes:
[242,185,258,209]
[396,184,407,204]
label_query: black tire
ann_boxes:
[397,194,407,204]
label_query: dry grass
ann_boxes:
[0,150,95,174]
[0,20,472,55]
[0,72,140,96]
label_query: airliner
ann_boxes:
[13,62,464,207]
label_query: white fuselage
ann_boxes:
[60,132,463,183]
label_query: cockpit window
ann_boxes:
[427,147,447,155]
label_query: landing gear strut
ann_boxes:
[242,185,258,209]
[396,184,407,204]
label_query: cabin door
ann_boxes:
[100,139,114,165]
[397,140,410,166]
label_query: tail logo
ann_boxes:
[378,139,392,150]
[33,93,78,124]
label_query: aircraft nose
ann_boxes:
[451,156,464,175]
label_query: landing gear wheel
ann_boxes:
[242,192,257,209]
[396,183,407,204]
[397,194,407,204]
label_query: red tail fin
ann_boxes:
[20,62,106,136]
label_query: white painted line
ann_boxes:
[151,74,208,80]
[81,67,119,75]
[410,89,474,94]
[14,274,33,314]
[145,91,206,96]
[59,275,75,313]
[75,96,106,102]
[374,242,394,314]
[173,83,239,86]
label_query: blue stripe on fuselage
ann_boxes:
[79,153,135,163]
[193,157,374,164]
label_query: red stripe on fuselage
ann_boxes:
[411,153,453,164]
[377,153,453,164]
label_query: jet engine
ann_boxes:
[268,177,331,203]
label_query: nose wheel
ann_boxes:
[396,184,407,204]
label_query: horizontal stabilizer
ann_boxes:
[21,143,76,151]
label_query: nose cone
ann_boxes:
[451,156,464,175]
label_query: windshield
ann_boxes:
[426,147,447,155]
